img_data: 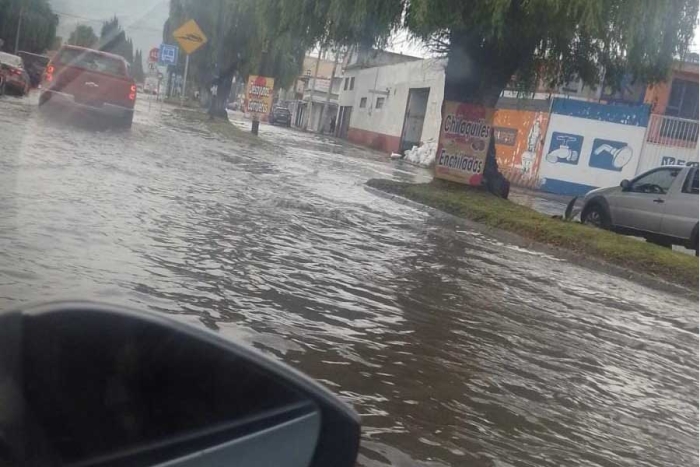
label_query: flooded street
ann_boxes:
[0,94,697,466]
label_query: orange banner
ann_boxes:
[245,75,275,116]
[434,102,494,186]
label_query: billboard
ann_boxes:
[434,102,494,186]
[246,75,275,116]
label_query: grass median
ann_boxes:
[367,178,698,289]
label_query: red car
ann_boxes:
[39,45,137,127]
[0,52,31,96]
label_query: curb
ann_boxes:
[364,185,697,299]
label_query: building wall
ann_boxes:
[644,63,699,115]
[337,69,360,107]
[538,99,650,195]
[301,56,337,80]
[346,59,446,153]
[493,109,551,189]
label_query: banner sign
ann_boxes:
[435,102,494,186]
[245,75,275,116]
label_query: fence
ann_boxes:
[637,114,699,174]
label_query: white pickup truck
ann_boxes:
[580,164,699,254]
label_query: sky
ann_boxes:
[50,0,170,56]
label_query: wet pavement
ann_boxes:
[0,93,697,467]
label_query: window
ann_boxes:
[631,168,682,194]
[305,69,311,76]
[344,78,349,91]
[666,79,699,120]
[56,49,126,76]
[376,97,385,109]
[359,97,367,108]
[349,77,355,91]
[683,169,699,194]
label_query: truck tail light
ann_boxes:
[129,84,136,100]
[44,65,55,83]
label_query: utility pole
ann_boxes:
[318,49,340,134]
[14,0,24,53]
[304,47,323,131]
[251,40,269,135]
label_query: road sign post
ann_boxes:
[173,19,208,107]
[181,55,190,107]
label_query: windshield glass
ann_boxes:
[0,52,23,68]
[0,2,698,467]
[56,48,126,76]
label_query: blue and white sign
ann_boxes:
[589,139,634,172]
[545,132,584,166]
[159,44,179,66]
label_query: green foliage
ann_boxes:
[67,24,97,48]
[406,0,699,94]
[164,0,406,92]
[133,49,145,83]
[0,0,58,54]
[99,16,134,65]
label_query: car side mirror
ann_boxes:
[0,302,360,467]
[620,179,631,191]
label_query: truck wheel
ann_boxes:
[119,113,134,129]
[582,203,611,229]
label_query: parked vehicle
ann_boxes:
[0,52,31,96]
[39,45,137,128]
[18,51,50,87]
[269,106,292,127]
[581,164,699,254]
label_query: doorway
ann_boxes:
[400,88,430,153]
[337,106,353,139]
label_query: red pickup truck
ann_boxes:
[39,45,137,128]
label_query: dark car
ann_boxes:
[39,45,137,128]
[18,51,50,88]
[269,106,292,127]
[0,52,31,96]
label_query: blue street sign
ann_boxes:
[159,44,179,66]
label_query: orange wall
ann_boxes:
[492,109,550,187]
[644,67,699,115]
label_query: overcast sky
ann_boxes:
[51,0,169,55]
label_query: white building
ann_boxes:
[337,58,446,154]
[289,77,343,133]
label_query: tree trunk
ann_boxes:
[208,64,236,120]
[442,29,538,199]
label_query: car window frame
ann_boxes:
[629,167,682,195]
[682,168,699,195]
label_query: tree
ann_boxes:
[165,0,311,117]
[164,0,400,119]
[133,49,145,83]
[0,0,58,53]
[405,0,698,106]
[99,16,134,65]
[68,24,97,48]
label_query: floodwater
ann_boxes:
[0,94,697,467]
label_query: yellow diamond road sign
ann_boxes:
[173,19,208,55]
